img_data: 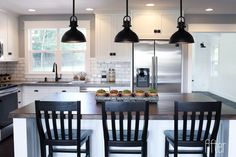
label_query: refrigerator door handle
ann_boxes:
[152,56,155,88]
[155,57,158,89]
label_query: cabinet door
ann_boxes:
[95,14,112,60]
[0,12,8,61]
[95,14,132,61]
[132,11,161,39]
[6,15,18,61]
[159,13,178,39]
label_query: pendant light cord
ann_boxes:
[126,0,128,16]
[73,0,75,16]
[180,0,182,17]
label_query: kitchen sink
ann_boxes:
[36,81,71,84]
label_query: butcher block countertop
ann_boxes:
[10,92,236,120]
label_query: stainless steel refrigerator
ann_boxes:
[131,39,182,93]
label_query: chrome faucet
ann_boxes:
[52,62,61,82]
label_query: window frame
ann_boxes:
[24,21,90,77]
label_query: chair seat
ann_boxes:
[164,130,208,147]
[108,130,143,141]
[45,129,92,145]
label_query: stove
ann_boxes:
[0,84,17,91]
[0,83,18,141]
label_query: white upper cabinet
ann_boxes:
[95,14,132,61]
[132,10,179,39]
[0,11,19,62]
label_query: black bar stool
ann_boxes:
[102,101,149,157]
[164,101,222,157]
[35,101,92,157]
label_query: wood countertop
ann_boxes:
[10,93,236,120]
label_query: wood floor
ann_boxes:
[0,135,14,157]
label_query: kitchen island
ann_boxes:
[10,93,236,157]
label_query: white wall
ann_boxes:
[192,33,212,91]
[209,34,236,102]
[192,32,236,102]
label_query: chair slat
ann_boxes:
[119,112,124,141]
[134,112,140,141]
[60,111,65,140]
[68,111,72,140]
[127,112,132,141]
[190,112,196,141]
[111,112,117,141]
[52,111,58,140]
[182,112,187,141]
[197,112,204,141]
[44,111,52,140]
[204,111,212,140]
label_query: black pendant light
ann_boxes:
[114,0,139,43]
[61,0,86,43]
[169,0,194,44]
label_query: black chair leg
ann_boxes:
[40,144,46,157]
[48,145,53,157]
[174,143,178,157]
[104,142,109,157]
[141,142,147,157]
[210,142,216,157]
[86,136,90,157]
[165,137,169,157]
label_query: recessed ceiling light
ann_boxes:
[205,8,214,12]
[146,3,155,7]
[86,8,94,11]
[28,9,36,12]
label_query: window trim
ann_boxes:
[24,20,90,77]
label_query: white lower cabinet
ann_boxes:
[22,86,80,107]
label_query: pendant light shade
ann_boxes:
[61,0,86,43]
[169,0,194,44]
[114,0,139,43]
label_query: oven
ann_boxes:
[0,85,18,141]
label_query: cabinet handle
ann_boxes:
[18,90,21,93]
[34,90,39,92]
[8,52,12,55]
[18,101,21,104]
[62,90,67,92]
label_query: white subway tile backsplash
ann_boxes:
[90,58,131,82]
[1,58,131,82]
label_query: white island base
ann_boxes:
[13,118,233,157]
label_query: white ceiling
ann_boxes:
[0,0,236,15]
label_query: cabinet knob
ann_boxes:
[8,52,12,55]
[34,90,39,92]
[62,90,67,92]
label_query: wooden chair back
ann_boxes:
[35,101,81,144]
[174,101,222,144]
[102,101,149,142]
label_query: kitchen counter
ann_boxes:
[10,80,130,87]
[11,93,236,157]
[10,92,236,120]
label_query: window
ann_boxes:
[25,21,90,74]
